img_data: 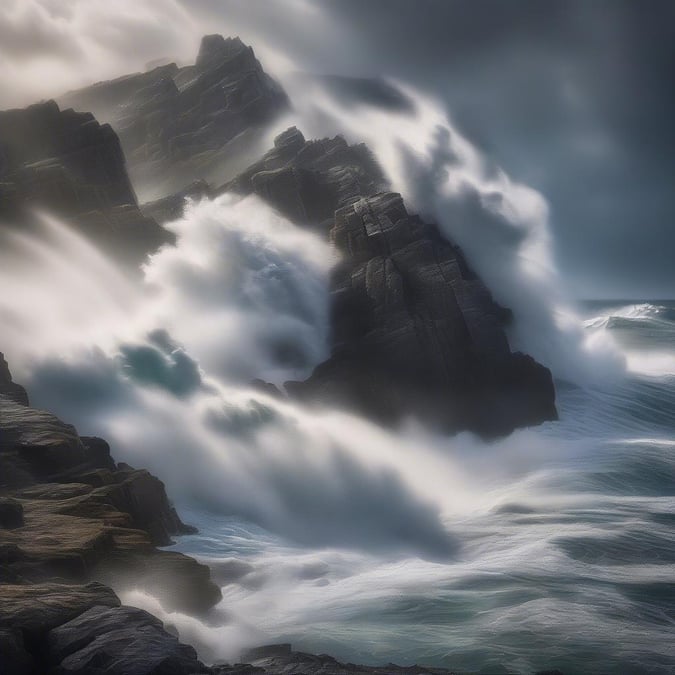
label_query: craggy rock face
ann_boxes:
[0,102,173,267]
[0,390,220,614]
[59,35,289,198]
[221,126,386,233]
[226,128,557,436]
[0,353,28,407]
[0,586,210,675]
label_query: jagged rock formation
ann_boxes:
[141,179,213,224]
[0,359,220,672]
[60,35,288,199]
[0,373,220,615]
[0,101,172,266]
[0,584,210,674]
[212,643,563,675]
[213,643,457,674]
[221,126,386,233]
[226,128,557,435]
[0,354,28,407]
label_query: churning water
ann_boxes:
[1,76,673,674]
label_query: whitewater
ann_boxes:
[0,80,673,675]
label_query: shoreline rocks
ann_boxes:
[0,360,221,672]
[0,371,221,615]
[225,128,557,436]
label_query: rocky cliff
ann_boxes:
[0,355,221,672]
[0,100,172,266]
[224,128,557,435]
[60,35,288,199]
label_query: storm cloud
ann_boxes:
[1,0,672,297]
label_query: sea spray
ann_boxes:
[270,76,625,385]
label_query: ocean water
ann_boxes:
[163,300,675,675]
[2,75,672,674]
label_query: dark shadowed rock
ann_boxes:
[59,35,288,199]
[226,131,556,435]
[0,582,119,637]
[0,497,23,529]
[141,179,212,224]
[289,192,557,435]
[0,627,34,675]
[0,102,173,267]
[0,376,219,613]
[0,593,208,674]
[221,127,386,233]
[0,353,29,406]
[54,622,208,674]
[47,605,163,663]
[213,643,461,675]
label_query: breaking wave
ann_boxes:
[0,78,673,674]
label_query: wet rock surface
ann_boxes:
[214,643,455,674]
[0,354,28,407]
[221,126,386,234]
[0,585,209,675]
[0,365,221,673]
[0,388,220,612]
[0,102,172,267]
[227,129,557,435]
[60,34,288,199]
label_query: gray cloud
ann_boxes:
[186,0,675,298]
[0,0,672,297]
[0,1,82,61]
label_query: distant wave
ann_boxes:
[583,302,675,330]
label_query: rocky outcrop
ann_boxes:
[214,642,455,674]
[60,35,288,199]
[221,126,386,234]
[0,101,172,266]
[0,381,220,614]
[0,584,210,675]
[141,179,213,224]
[0,358,221,673]
[48,604,209,674]
[212,643,563,675]
[0,354,28,407]
[226,129,557,435]
[291,193,556,435]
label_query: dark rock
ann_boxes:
[141,179,212,224]
[59,35,288,199]
[46,605,163,662]
[218,643,460,675]
[95,548,222,615]
[289,192,556,436]
[0,627,35,675]
[0,365,220,613]
[0,497,23,528]
[241,644,292,661]
[104,468,194,546]
[221,128,386,232]
[54,623,208,674]
[0,353,29,406]
[0,582,120,638]
[80,437,116,471]
[226,131,556,435]
[0,102,172,267]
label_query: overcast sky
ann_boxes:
[1,0,672,298]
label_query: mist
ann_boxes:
[1,4,674,673]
